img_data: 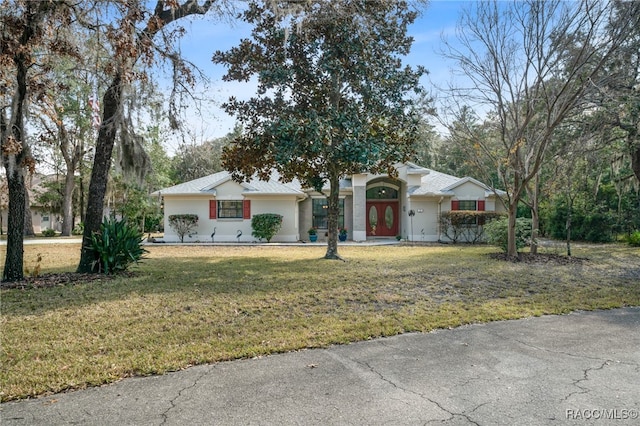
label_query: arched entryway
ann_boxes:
[366,180,400,237]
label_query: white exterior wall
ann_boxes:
[162,194,301,243]
[163,195,213,242]
[248,196,300,242]
[452,182,486,200]
[406,198,441,241]
[487,196,507,213]
[351,174,367,241]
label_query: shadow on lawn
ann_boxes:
[2,254,369,315]
[2,244,638,316]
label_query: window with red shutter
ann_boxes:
[209,200,217,219]
[478,200,486,225]
[451,200,460,211]
[243,200,251,219]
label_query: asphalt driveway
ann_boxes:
[2,307,639,425]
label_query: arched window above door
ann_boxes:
[366,186,398,200]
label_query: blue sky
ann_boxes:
[161,1,467,151]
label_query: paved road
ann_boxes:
[2,308,639,425]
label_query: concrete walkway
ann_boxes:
[2,308,639,425]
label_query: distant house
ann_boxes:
[0,174,68,235]
[154,162,506,243]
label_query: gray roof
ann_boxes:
[409,169,506,197]
[154,171,305,197]
[155,164,505,198]
[408,169,460,196]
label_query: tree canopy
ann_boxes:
[440,0,639,257]
[213,0,425,259]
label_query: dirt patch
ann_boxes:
[488,252,587,265]
[0,273,116,290]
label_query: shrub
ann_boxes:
[582,212,614,243]
[626,231,640,247]
[484,216,532,253]
[168,214,199,243]
[41,228,56,237]
[72,222,84,236]
[251,213,283,242]
[545,203,616,243]
[439,211,505,243]
[90,217,147,274]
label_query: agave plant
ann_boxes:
[90,217,147,274]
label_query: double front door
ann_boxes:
[366,201,398,237]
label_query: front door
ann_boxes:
[366,202,399,237]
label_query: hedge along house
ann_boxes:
[155,162,506,243]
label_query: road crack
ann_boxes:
[159,367,211,425]
[560,359,612,403]
[357,359,481,425]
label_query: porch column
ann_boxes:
[352,174,367,241]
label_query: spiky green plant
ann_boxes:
[90,217,147,274]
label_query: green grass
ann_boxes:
[1,243,639,401]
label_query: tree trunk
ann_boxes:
[566,198,573,257]
[2,167,27,282]
[632,141,640,184]
[77,74,122,273]
[61,166,76,236]
[1,2,40,282]
[23,188,35,236]
[324,170,341,260]
[507,200,518,258]
[529,173,540,255]
[79,139,86,222]
[58,125,78,236]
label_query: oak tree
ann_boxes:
[77,0,225,272]
[1,0,77,281]
[214,0,425,259]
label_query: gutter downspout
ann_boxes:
[437,196,444,242]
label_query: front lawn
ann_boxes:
[1,243,639,401]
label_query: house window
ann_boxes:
[451,199,486,226]
[366,186,399,200]
[458,200,476,211]
[218,200,243,219]
[312,199,344,229]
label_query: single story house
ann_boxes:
[0,174,69,235]
[154,162,506,243]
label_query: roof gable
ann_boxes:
[441,176,489,192]
[155,170,305,197]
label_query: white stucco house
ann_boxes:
[154,162,506,243]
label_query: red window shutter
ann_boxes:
[209,200,217,219]
[477,200,486,225]
[243,200,251,219]
[451,200,460,211]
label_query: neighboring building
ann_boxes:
[154,162,506,243]
[0,174,73,235]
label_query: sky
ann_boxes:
[159,1,467,153]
